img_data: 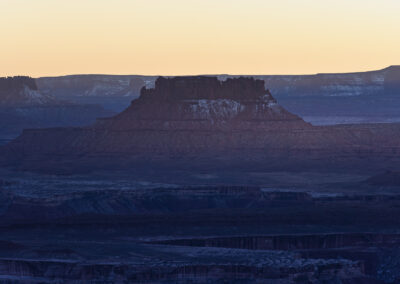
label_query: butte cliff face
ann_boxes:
[100,76,308,131]
[2,76,400,173]
[0,76,56,106]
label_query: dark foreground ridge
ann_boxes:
[0,178,400,283]
[1,76,400,174]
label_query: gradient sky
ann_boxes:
[1,0,399,77]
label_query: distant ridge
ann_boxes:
[36,66,400,101]
[0,76,115,140]
[29,65,399,77]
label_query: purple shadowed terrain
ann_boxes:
[0,74,400,282]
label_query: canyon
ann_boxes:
[0,170,399,283]
[1,74,400,283]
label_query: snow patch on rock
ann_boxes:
[21,86,53,105]
[189,99,245,120]
[321,85,383,96]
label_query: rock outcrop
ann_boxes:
[0,76,56,106]
[103,76,306,131]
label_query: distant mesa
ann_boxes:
[37,74,148,98]
[1,75,400,174]
[97,76,307,131]
[0,76,57,106]
[35,75,151,113]
[0,76,37,91]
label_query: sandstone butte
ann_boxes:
[1,76,400,173]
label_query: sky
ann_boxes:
[0,0,399,77]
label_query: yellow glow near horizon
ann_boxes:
[0,0,399,77]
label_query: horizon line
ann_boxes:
[2,65,399,79]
